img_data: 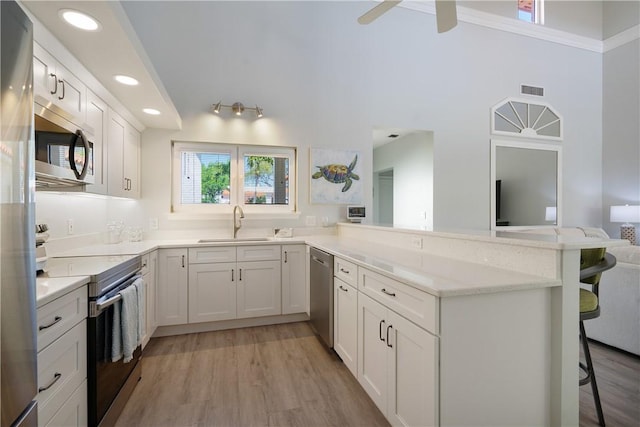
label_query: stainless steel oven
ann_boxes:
[42,255,142,427]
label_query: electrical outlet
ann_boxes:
[67,219,74,235]
[305,216,317,226]
[149,217,159,230]
[410,236,422,249]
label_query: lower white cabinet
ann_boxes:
[358,292,438,427]
[334,278,358,376]
[43,379,87,427]
[281,244,307,314]
[157,248,188,326]
[36,285,88,427]
[141,250,158,347]
[189,262,236,322]
[236,260,281,318]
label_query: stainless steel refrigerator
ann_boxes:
[1,1,38,426]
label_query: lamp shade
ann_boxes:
[610,205,640,223]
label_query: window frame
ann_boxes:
[171,141,297,215]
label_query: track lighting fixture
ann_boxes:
[211,101,264,118]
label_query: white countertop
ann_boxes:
[305,236,561,297]
[36,275,89,307]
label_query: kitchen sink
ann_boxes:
[196,237,271,243]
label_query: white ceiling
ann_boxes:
[21,0,182,130]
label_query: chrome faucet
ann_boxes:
[233,205,244,238]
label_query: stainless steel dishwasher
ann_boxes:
[309,247,334,348]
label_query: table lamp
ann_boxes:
[610,205,640,245]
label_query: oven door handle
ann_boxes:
[90,273,142,317]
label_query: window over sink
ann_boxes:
[171,141,297,215]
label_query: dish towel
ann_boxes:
[133,278,145,346]
[111,284,139,363]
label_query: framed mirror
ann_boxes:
[490,139,562,229]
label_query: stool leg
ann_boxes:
[580,320,605,426]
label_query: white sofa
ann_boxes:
[585,245,640,356]
[510,227,639,356]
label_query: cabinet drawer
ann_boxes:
[44,378,87,427]
[37,320,87,426]
[334,257,358,287]
[236,245,281,262]
[37,287,87,352]
[359,268,438,334]
[189,247,236,264]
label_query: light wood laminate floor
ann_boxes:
[115,322,389,427]
[579,339,640,427]
[115,322,639,427]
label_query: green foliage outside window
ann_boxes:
[201,161,230,203]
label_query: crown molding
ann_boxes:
[399,1,608,53]
[603,24,640,52]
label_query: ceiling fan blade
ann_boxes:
[435,0,457,33]
[357,0,402,25]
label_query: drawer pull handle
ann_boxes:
[379,320,386,342]
[381,288,396,297]
[340,268,350,274]
[49,73,58,95]
[386,325,393,348]
[39,316,62,331]
[38,372,62,393]
[339,285,349,292]
[231,269,234,282]
[58,79,65,100]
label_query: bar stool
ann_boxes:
[579,248,617,427]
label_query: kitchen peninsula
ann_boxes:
[40,223,627,426]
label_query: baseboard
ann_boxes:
[152,313,310,337]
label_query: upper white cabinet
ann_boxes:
[33,42,86,127]
[281,244,307,315]
[108,109,140,199]
[84,90,108,195]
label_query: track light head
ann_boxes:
[212,101,222,114]
[232,102,245,116]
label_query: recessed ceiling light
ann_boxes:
[59,9,101,31]
[143,108,161,116]
[114,75,139,86]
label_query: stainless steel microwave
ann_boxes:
[34,107,94,188]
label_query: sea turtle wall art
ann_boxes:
[310,148,363,204]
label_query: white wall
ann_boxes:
[120,1,604,234]
[602,38,640,239]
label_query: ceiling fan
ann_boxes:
[358,0,457,33]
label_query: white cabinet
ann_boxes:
[358,292,438,427]
[36,287,88,427]
[281,244,307,315]
[108,109,140,198]
[334,277,358,376]
[157,249,188,326]
[236,259,281,318]
[186,245,281,323]
[85,90,107,195]
[189,261,236,323]
[33,42,86,126]
[141,250,158,348]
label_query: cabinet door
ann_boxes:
[43,379,87,427]
[236,260,281,319]
[147,251,158,335]
[387,310,438,427]
[157,249,188,326]
[107,110,126,197]
[85,91,107,195]
[55,62,86,124]
[282,244,307,314]
[357,293,388,413]
[334,278,358,377]
[188,262,236,323]
[123,124,140,198]
[33,42,57,105]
